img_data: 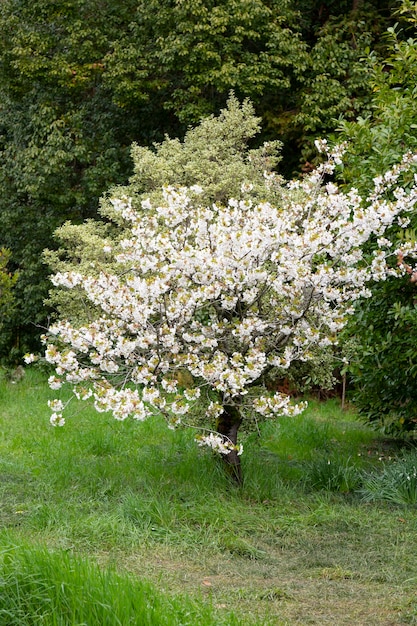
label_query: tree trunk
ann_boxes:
[216,403,243,484]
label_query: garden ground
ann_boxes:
[1,369,417,624]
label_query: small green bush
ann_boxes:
[337,5,417,435]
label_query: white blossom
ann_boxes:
[50,413,65,427]
[23,353,37,364]
[48,399,64,412]
[48,375,63,390]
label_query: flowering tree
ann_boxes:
[39,143,417,481]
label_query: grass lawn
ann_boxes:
[1,368,417,624]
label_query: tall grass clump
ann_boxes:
[0,537,243,626]
[360,450,417,505]
[302,455,363,493]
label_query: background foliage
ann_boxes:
[0,249,17,335]
[336,3,417,433]
[0,0,397,362]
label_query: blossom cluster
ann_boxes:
[253,393,308,417]
[43,149,417,453]
[195,432,243,456]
